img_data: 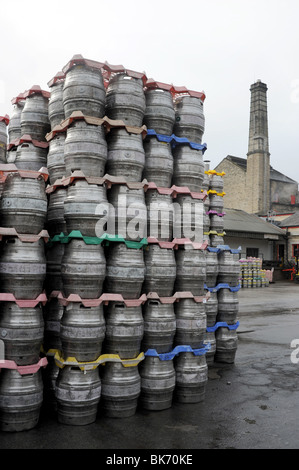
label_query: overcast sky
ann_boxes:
[1,0,299,184]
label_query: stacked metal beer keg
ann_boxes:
[0,87,51,432]
[239,257,268,288]
[140,79,210,408]
[0,115,9,197]
[47,58,107,425]
[0,55,241,431]
[203,169,241,365]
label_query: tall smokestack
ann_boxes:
[246,80,271,215]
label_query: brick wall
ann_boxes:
[214,159,249,211]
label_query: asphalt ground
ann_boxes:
[1,280,299,455]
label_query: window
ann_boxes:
[246,248,259,258]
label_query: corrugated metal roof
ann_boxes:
[223,209,286,236]
[270,168,298,184]
[279,211,299,228]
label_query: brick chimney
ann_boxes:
[246,80,271,215]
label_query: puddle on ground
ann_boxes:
[244,418,256,425]
[208,369,221,380]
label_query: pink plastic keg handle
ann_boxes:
[146,292,210,304]
[11,93,26,105]
[0,292,48,307]
[0,357,48,375]
[46,112,148,142]
[62,54,105,75]
[47,71,65,88]
[104,61,126,73]
[171,186,207,200]
[12,86,50,104]
[0,228,49,243]
[48,291,148,308]
[147,238,176,249]
[173,238,208,250]
[7,134,49,151]
[144,183,208,200]
[144,79,173,92]
[0,164,49,183]
[171,85,206,102]
[60,55,205,99]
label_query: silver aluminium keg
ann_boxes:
[209,214,225,234]
[203,331,216,365]
[42,298,63,353]
[172,144,204,192]
[106,73,146,127]
[145,190,174,241]
[215,327,238,364]
[61,239,106,299]
[174,299,207,349]
[0,173,47,235]
[55,366,102,425]
[106,128,145,182]
[63,63,106,119]
[0,303,44,366]
[143,244,176,297]
[0,369,43,432]
[64,180,109,238]
[209,174,224,193]
[217,288,239,325]
[48,80,65,129]
[14,140,48,171]
[173,194,204,242]
[143,88,175,135]
[142,300,176,354]
[47,187,67,237]
[204,291,218,327]
[8,101,25,143]
[45,242,65,294]
[0,237,46,300]
[205,250,219,288]
[139,356,175,411]
[64,120,107,178]
[107,184,147,241]
[143,135,173,187]
[105,243,145,299]
[20,92,50,141]
[104,302,144,359]
[209,192,224,215]
[174,351,208,403]
[0,118,8,163]
[100,362,141,418]
[47,133,66,184]
[174,246,206,296]
[60,303,106,362]
[173,95,205,144]
[217,250,240,286]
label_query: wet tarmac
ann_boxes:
[1,280,299,451]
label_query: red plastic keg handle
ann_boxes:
[0,115,10,125]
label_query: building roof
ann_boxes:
[225,155,247,170]
[279,211,299,228]
[223,208,286,236]
[224,156,297,184]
